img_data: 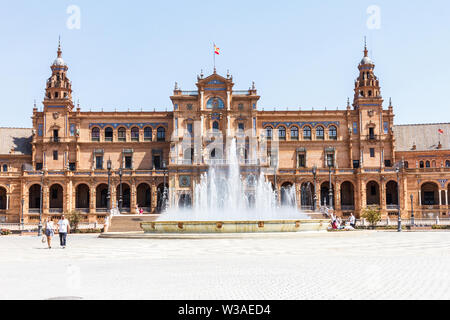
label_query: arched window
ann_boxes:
[212,121,219,131]
[206,97,225,109]
[144,127,152,141]
[91,127,100,142]
[446,160,450,168]
[404,161,409,169]
[290,127,299,140]
[118,127,126,141]
[303,126,311,140]
[2,164,7,172]
[105,127,113,142]
[265,127,273,140]
[329,126,337,140]
[420,161,424,168]
[131,127,139,141]
[157,127,166,141]
[426,161,431,168]
[278,126,286,140]
[316,126,324,140]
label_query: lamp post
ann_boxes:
[107,159,112,213]
[410,194,415,227]
[327,157,334,211]
[396,162,402,232]
[162,160,167,211]
[118,167,123,213]
[21,198,24,232]
[38,171,44,237]
[312,166,317,212]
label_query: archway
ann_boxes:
[96,184,108,210]
[178,193,192,209]
[117,183,131,210]
[386,181,399,207]
[29,184,41,210]
[0,187,6,210]
[280,182,296,207]
[300,182,314,209]
[49,184,63,212]
[421,182,439,205]
[340,181,355,209]
[366,181,380,205]
[75,184,90,210]
[137,183,151,211]
[320,182,334,207]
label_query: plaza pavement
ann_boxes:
[0,231,449,300]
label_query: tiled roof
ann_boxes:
[0,128,33,155]
[394,123,450,152]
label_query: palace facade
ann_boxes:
[0,43,449,224]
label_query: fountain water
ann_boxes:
[158,139,308,221]
[142,139,329,233]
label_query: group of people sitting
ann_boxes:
[330,212,357,231]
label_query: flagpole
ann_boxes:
[213,42,216,72]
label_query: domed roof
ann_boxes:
[360,56,373,65]
[53,57,66,67]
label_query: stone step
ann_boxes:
[108,215,159,232]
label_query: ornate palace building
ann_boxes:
[0,43,449,224]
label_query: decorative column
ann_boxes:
[151,183,157,213]
[380,178,386,212]
[130,179,137,213]
[335,181,341,212]
[418,190,422,206]
[90,185,96,214]
[439,189,442,206]
[43,184,49,215]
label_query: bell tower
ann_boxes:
[43,38,73,111]
[353,42,383,109]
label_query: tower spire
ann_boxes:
[57,36,62,58]
[364,36,368,57]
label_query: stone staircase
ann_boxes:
[107,215,159,232]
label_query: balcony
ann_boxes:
[366,135,380,141]
[386,204,399,210]
[52,136,60,143]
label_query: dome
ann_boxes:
[53,57,66,67]
[360,56,373,65]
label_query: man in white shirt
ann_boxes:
[349,213,356,229]
[57,215,71,248]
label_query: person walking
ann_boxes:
[135,204,140,215]
[44,218,55,249]
[349,213,356,229]
[57,214,70,249]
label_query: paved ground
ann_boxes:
[1,231,449,300]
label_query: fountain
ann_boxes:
[141,139,329,234]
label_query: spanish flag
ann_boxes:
[214,44,220,55]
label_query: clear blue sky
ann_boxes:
[0,0,449,127]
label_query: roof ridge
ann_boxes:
[394,123,450,127]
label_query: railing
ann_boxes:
[357,218,450,227]
[76,208,90,213]
[96,208,108,213]
[366,135,380,141]
[28,208,40,214]
[181,91,198,96]
[232,90,250,95]
[301,205,314,211]
[421,205,441,210]
[341,205,355,211]
[386,204,399,210]
[52,136,60,143]
[49,208,63,213]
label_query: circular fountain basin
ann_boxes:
[141,219,330,234]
